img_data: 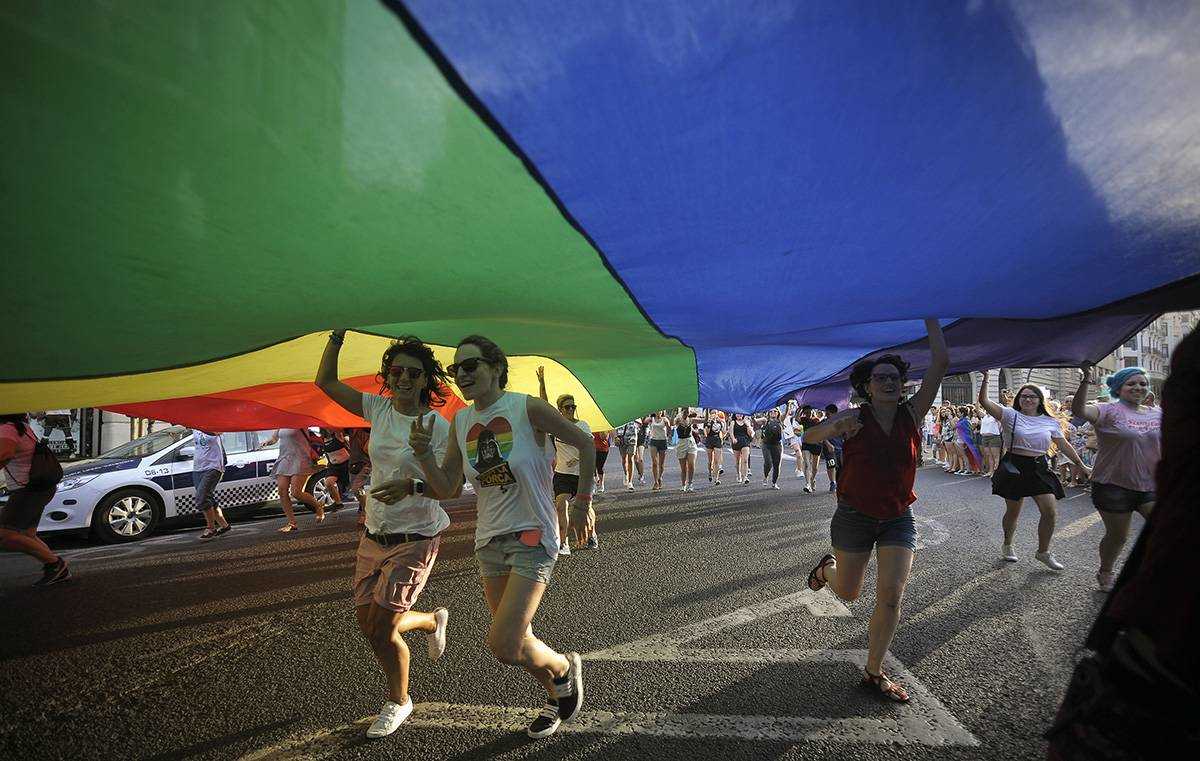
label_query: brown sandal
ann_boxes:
[807,554,835,591]
[862,669,910,703]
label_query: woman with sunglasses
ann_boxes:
[550,393,591,554]
[979,371,1090,570]
[1071,364,1160,592]
[411,335,593,739]
[315,331,452,738]
[804,319,947,703]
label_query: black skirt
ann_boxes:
[992,453,1065,500]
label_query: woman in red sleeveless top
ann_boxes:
[804,319,948,703]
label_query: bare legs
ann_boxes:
[679,453,695,488]
[553,493,571,548]
[818,546,913,675]
[1002,494,1058,553]
[1097,503,1153,575]
[355,603,438,704]
[202,506,230,532]
[651,447,666,488]
[0,525,58,565]
[481,574,569,696]
[803,451,820,490]
[276,474,324,527]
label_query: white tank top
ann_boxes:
[454,391,558,559]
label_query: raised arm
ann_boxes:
[976,369,1006,420]
[315,330,365,417]
[1072,364,1101,424]
[410,417,464,500]
[907,318,949,420]
[527,396,595,498]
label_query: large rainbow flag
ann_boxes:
[3,2,1198,432]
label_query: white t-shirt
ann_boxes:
[1000,408,1065,454]
[781,416,796,439]
[360,393,451,536]
[0,420,36,490]
[553,418,592,475]
[646,418,669,440]
[191,431,226,472]
[455,391,559,559]
[979,415,1001,436]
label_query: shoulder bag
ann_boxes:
[989,411,1020,492]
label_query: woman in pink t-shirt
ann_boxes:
[1071,365,1162,592]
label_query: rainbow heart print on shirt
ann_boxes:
[466,417,517,489]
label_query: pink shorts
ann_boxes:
[352,534,440,612]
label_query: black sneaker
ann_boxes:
[526,700,560,738]
[214,524,232,537]
[34,558,71,587]
[553,652,584,722]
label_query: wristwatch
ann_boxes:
[412,479,426,497]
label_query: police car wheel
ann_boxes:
[93,488,161,543]
[304,474,335,510]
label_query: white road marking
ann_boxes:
[587,588,850,660]
[929,475,988,487]
[1056,512,1102,539]
[240,648,976,759]
[913,514,950,550]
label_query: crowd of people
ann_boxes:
[0,319,1168,740]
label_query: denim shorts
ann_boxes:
[476,532,556,585]
[1091,482,1154,514]
[830,503,917,553]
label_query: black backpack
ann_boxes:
[3,422,64,491]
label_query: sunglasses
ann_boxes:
[387,366,425,380]
[447,357,488,376]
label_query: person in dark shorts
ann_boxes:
[592,430,610,494]
[0,414,70,586]
[1070,364,1161,592]
[703,412,726,485]
[823,404,844,491]
[805,320,948,704]
[797,405,825,493]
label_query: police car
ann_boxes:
[0,426,284,543]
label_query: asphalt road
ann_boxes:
[0,449,1134,760]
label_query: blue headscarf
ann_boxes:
[1105,367,1147,399]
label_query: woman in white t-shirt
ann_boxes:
[645,411,670,491]
[411,335,594,739]
[978,402,1002,474]
[316,332,453,739]
[550,393,592,554]
[979,372,1091,571]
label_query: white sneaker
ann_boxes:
[772,483,781,490]
[366,698,413,738]
[626,483,634,491]
[1001,544,1018,562]
[427,608,449,661]
[803,485,813,493]
[1035,551,1064,571]
[762,479,769,487]
[559,542,572,556]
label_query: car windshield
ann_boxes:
[100,427,190,459]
